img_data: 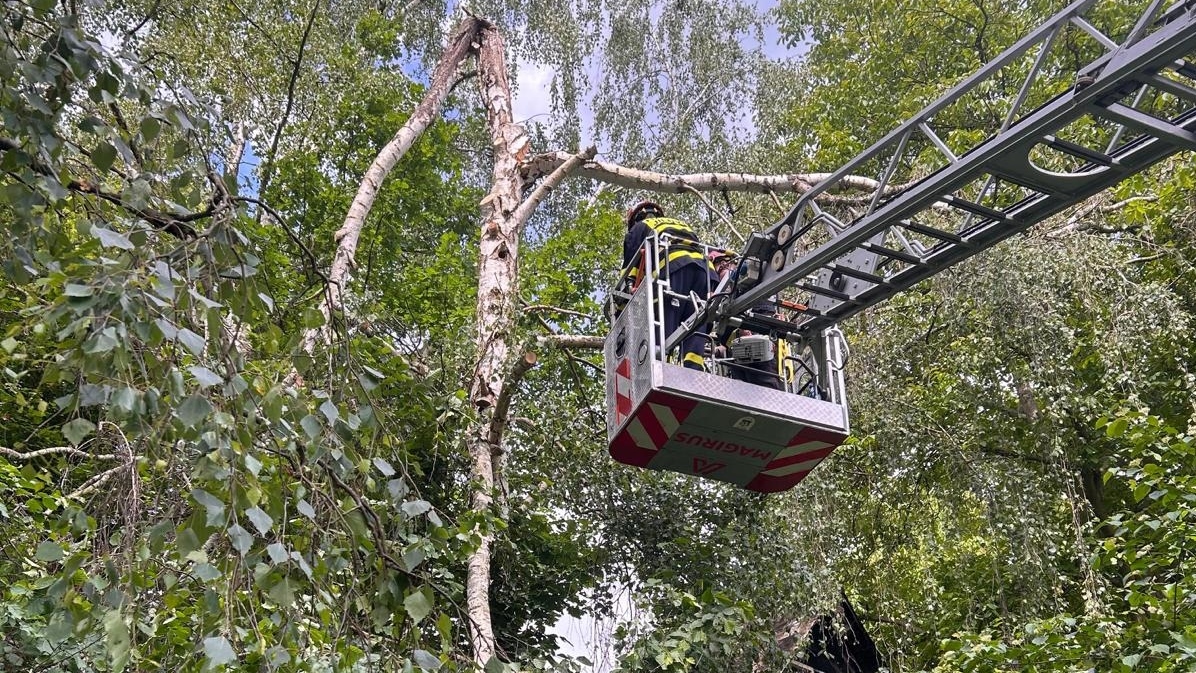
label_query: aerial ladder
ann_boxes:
[604,0,1196,492]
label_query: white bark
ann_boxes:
[465,22,521,667]
[536,334,605,350]
[465,25,595,667]
[522,151,901,195]
[299,18,483,354]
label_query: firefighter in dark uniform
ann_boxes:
[622,201,719,370]
[710,249,785,390]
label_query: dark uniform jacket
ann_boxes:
[622,217,715,287]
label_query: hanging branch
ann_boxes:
[298,17,484,354]
[0,445,120,461]
[536,334,604,349]
[258,0,321,195]
[510,145,597,224]
[487,351,538,447]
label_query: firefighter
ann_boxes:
[622,201,719,370]
[709,249,784,391]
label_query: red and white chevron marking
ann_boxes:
[609,391,698,467]
[614,358,632,424]
[745,425,845,492]
[624,402,687,450]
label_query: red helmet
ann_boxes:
[625,200,663,227]
[708,249,735,263]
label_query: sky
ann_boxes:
[509,1,809,157]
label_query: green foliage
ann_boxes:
[613,582,768,673]
[936,409,1196,672]
[0,1,484,670]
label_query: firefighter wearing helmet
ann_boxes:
[621,201,719,371]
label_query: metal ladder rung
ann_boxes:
[985,170,1067,198]
[1175,58,1196,81]
[1098,102,1196,150]
[861,241,925,265]
[827,262,891,286]
[899,219,964,243]
[940,194,1014,222]
[1146,72,1196,104]
[798,282,855,303]
[1042,134,1118,166]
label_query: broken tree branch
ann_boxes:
[1,137,202,239]
[487,351,538,447]
[535,334,605,350]
[682,184,746,245]
[0,445,120,461]
[301,17,484,354]
[521,151,905,196]
[510,145,597,224]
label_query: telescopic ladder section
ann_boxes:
[713,0,1196,339]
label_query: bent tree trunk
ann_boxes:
[299,18,483,354]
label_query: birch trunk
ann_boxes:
[465,21,522,667]
[298,18,482,354]
[465,21,596,666]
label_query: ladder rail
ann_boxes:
[690,0,1196,346]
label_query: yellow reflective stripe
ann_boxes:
[666,249,706,264]
[683,352,705,367]
[645,217,697,239]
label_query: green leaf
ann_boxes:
[412,649,441,670]
[92,141,116,172]
[35,540,64,562]
[189,365,223,388]
[243,452,262,476]
[483,656,506,673]
[203,636,237,667]
[45,611,75,643]
[268,577,294,606]
[110,387,137,412]
[319,399,339,423]
[1107,418,1129,438]
[139,116,160,143]
[373,457,396,477]
[64,283,93,297]
[90,224,134,250]
[402,500,432,518]
[62,418,96,445]
[245,506,273,535]
[300,414,322,439]
[194,563,221,581]
[191,489,226,527]
[266,542,288,565]
[302,307,325,328]
[405,587,434,624]
[227,524,252,555]
[176,395,212,427]
[176,328,206,357]
[297,499,315,519]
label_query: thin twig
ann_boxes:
[683,184,746,245]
